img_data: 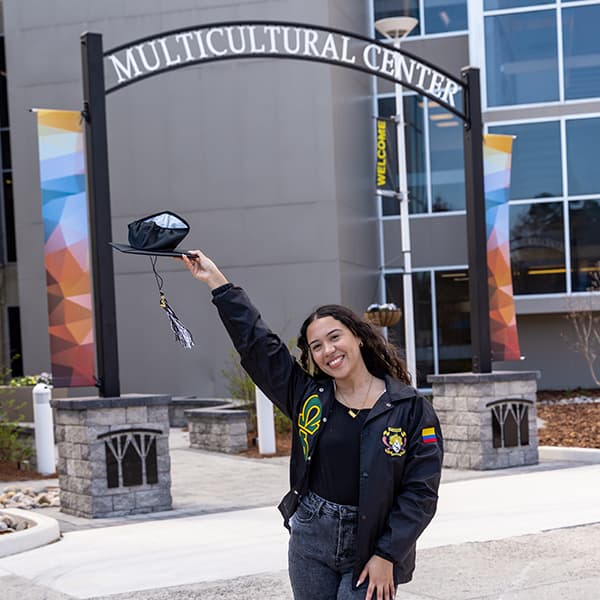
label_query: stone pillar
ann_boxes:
[51,394,172,518]
[428,371,539,470]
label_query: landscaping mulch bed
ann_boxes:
[0,462,56,482]
[239,430,292,458]
[537,389,600,449]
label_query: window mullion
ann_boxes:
[557,4,565,103]
[431,269,439,375]
[561,117,572,294]
[424,98,433,213]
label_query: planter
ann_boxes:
[364,309,402,328]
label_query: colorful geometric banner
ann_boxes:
[35,109,96,386]
[375,117,398,193]
[484,133,521,362]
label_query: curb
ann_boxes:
[0,508,60,558]
[539,445,600,463]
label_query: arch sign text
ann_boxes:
[104,21,465,119]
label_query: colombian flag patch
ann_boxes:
[421,427,437,444]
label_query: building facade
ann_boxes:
[1,0,599,394]
[377,0,600,388]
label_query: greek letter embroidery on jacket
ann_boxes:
[298,394,322,459]
[382,426,407,456]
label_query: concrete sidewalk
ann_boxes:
[1,431,599,599]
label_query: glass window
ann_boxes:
[7,306,24,377]
[385,272,433,387]
[510,202,565,294]
[563,5,600,100]
[3,173,16,262]
[429,100,465,211]
[405,96,427,214]
[569,200,600,293]
[378,96,427,215]
[485,11,559,107]
[435,270,471,374]
[385,274,406,352]
[489,121,562,200]
[374,0,421,37]
[424,0,468,34]
[0,129,10,170]
[566,118,600,196]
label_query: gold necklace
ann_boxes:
[336,375,373,418]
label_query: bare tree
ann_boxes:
[565,266,600,386]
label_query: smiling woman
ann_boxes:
[180,249,443,600]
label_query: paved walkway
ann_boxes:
[1,430,599,599]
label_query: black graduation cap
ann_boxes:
[110,211,195,349]
[110,211,195,257]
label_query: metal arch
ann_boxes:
[102,20,467,122]
[82,24,491,399]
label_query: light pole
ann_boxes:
[374,16,418,386]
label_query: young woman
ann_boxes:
[182,250,443,600]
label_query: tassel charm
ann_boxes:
[159,292,194,349]
[149,255,194,349]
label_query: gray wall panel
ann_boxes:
[384,213,467,269]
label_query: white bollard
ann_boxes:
[255,385,276,455]
[32,383,55,475]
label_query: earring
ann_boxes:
[359,341,364,348]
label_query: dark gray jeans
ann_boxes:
[288,490,369,600]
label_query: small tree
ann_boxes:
[565,266,600,387]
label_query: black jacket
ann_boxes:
[212,284,443,585]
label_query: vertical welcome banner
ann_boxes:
[375,117,398,193]
[36,109,96,386]
[483,133,520,361]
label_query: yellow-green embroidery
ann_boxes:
[382,426,407,456]
[298,394,322,459]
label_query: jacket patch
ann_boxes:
[382,426,407,456]
[298,394,322,459]
[422,427,438,444]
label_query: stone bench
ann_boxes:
[185,400,249,454]
[169,396,244,428]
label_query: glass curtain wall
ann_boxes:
[484,2,600,108]
[485,1,600,296]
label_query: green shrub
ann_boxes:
[0,391,34,465]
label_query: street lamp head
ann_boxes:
[374,16,418,41]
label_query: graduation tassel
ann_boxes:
[151,256,195,349]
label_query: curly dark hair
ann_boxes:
[297,304,410,384]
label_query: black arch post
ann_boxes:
[81,32,120,397]
[462,66,491,373]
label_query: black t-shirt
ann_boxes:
[308,399,370,506]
